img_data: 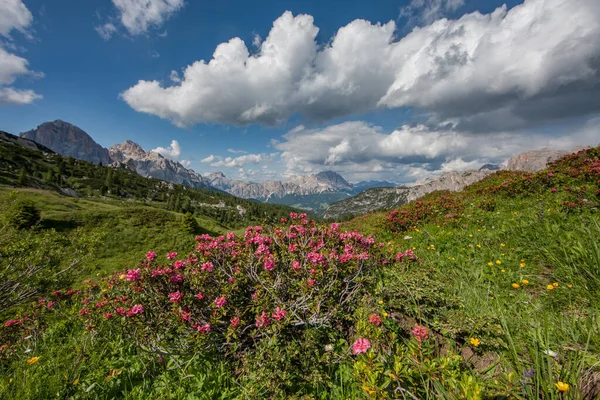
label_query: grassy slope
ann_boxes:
[0,187,231,278]
[1,148,599,398]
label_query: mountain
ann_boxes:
[0,129,299,228]
[206,170,355,212]
[323,168,498,220]
[20,120,112,165]
[109,140,212,189]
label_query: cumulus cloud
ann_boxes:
[121,0,600,129]
[273,119,600,182]
[0,0,32,38]
[180,159,192,167]
[0,0,42,106]
[152,139,181,159]
[97,0,184,39]
[201,153,275,168]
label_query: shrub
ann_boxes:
[6,198,40,230]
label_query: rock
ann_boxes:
[504,148,570,172]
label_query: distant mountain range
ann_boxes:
[18,120,397,212]
[16,120,578,217]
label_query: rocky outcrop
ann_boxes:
[503,148,570,172]
[109,141,212,188]
[20,120,111,165]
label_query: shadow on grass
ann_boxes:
[39,218,81,232]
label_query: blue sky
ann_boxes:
[0,0,599,183]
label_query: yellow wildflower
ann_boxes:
[520,262,526,268]
[487,262,493,266]
[476,244,482,248]
[378,300,383,305]
[73,378,79,385]
[383,312,388,318]
[512,283,520,289]
[501,243,506,247]
[568,284,573,289]
[496,260,502,265]
[501,269,506,273]
[9,378,13,383]
[451,257,455,261]
[26,356,40,365]
[468,234,473,238]
[547,284,554,290]
[522,279,529,285]
[553,282,559,287]
[555,382,569,392]
[119,274,126,280]
[469,338,480,347]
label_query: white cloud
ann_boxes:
[0,0,32,38]
[0,0,41,106]
[107,0,184,37]
[121,0,600,129]
[152,139,181,159]
[169,70,181,83]
[0,87,41,105]
[149,50,160,58]
[180,159,192,167]
[95,22,118,40]
[273,119,600,182]
[201,153,275,168]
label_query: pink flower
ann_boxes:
[550,187,557,193]
[173,260,186,270]
[412,324,429,343]
[166,252,178,260]
[146,251,157,261]
[255,312,270,327]
[230,316,240,327]
[4,319,21,327]
[46,301,55,309]
[272,307,287,321]
[170,273,184,284]
[291,261,301,271]
[307,278,316,287]
[201,262,214,272]
[126,304,144,317]
[264,258,275,271]
[352,338,371,355]
[116,307,126,315]
[125,269,141,282]
[168,291,183,304]
[330,223,339,231]
[192,322,211,333]
[214,296,227,308]
[195,292,204,300]
[226,232,235,240]
[369,314,382,327]
[103,312,113,319]
[181,311,191,322]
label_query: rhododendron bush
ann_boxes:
[43,214,412,386]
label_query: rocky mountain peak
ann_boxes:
[315,171,351,189]
[20,120,111,165]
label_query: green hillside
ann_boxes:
[0,146,599,399]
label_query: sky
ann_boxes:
[0,0,599,183]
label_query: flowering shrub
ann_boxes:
[0,213,413,394]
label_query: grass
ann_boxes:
[1,148,600,398]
